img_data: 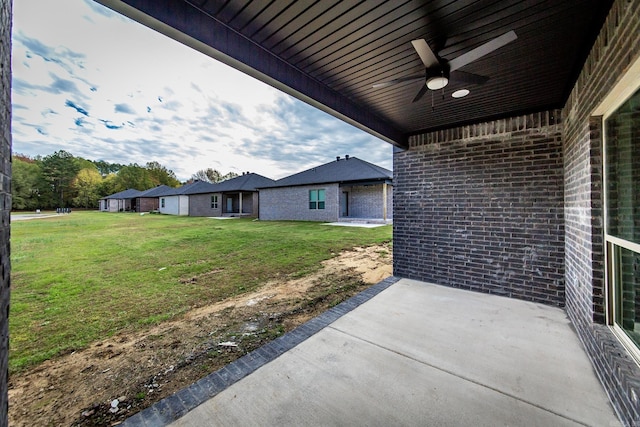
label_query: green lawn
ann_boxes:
[9,212,392,372]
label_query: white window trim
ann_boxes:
[598,53,640,366]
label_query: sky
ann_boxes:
[11,0,393,181]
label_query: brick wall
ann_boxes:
[189,193,222,217]
[0,0,10,424]
[562,0,640,423]
[259,184,339,221]
[394,110,565,306]
[138,197,159,213]
[343,184,392,219]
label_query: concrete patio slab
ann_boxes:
[323,222,389,228]
[124,278,620,426]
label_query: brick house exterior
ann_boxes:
[260,183,341,222]
[188,173,274,218]
[395,112,565,305]
[259,157,393,222]
[135,185,172,212]
[2,3,639,426]
[189,193,223,217]
[393,0,640,422]
[99,188,142,212]
[0,0,9,423]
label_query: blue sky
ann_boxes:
[11,0,392,181]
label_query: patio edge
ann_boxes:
[121,275,401,427]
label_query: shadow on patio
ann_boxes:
[122,277,618,426]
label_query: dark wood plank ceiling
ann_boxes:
[97,0,613,147]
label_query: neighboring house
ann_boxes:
[135,185,173,212]
[157,182,197,216]
[99,188,142,212]
[258,156,392,222]
[189,172,275,217]
[189,173,276,217]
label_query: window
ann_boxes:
[211,195,218,209]
[161,198,165,208]
[309,189,325,209]
[605,86,640,361]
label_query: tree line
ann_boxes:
[11,150,238,211]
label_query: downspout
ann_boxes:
[239,192,243,215]
[382,183,388,221]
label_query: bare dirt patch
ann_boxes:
[8,244,392,426]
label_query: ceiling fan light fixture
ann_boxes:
[426,76,448,90]
[452,89,470,98]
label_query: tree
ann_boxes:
[97,173,119,198]
[191,168,239,183]
[40,150,80,208]
[93,159,124,176]
[146,161,180,187]
[72,168,102,208]
[113,164,154,192]
[11,156,43,210]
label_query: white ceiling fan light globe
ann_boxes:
[452,89,470,98]
[426,76,448,90]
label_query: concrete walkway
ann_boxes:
[124,278,620,426]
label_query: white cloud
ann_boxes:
[11,0,392,181]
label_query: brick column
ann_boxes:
[0,0,11,425]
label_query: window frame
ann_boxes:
[309,189,325,210]
[161,198,165,208]
[211,194,218,209]
[600,59,640,365]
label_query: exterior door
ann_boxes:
[227,197,233,213]
[341,191,349,217]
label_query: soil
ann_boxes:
[8,244,392,427]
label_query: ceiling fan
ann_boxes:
[373,30,517,103]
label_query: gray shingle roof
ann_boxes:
[260,157,391,188]
[138,185,174,197]
[156,174,276,196]
[154,180,205,197]
[213,173,276,192]
[102,188,143,199]
[179,180,219,195]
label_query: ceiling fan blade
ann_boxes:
[449,30,517,72]
[449,71,489,85]
[411,39,440,69]
[372,74,424,88]
[412,84,429,103]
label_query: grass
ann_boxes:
[9,211,392,373]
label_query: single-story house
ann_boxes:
[135,185,172,212]
[258,156,392,222]
[99,188,142,212]
[189,172,275,218]
[156,182,197,216]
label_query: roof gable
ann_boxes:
[264,157,392,188]
[214,173,276,192]
[138,185,173,197]
[103,188,142,199]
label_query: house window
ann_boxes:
[309,189,325,209]
[161,198,165,208]
[211,195,218,209]
[605,86,640,361]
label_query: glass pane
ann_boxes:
[309,190,317,202]
[309,202,316,209]
[605,87,640,244]
[318,201,325,209]
[318,189,325,202]
[614,245,640,347]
